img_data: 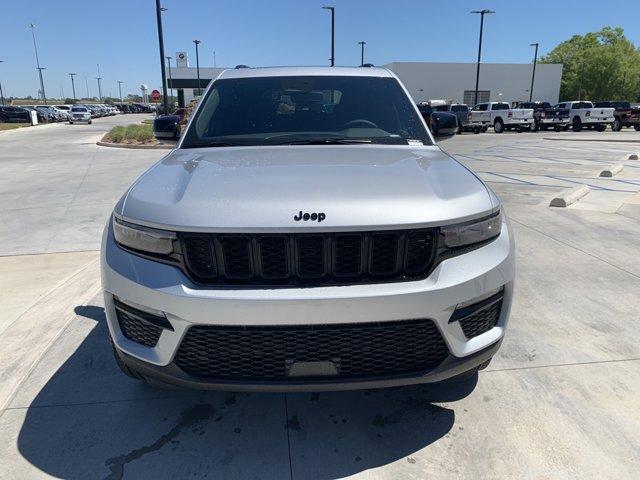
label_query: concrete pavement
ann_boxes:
[0,125,639,479]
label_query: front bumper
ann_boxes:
[101,218,515,391]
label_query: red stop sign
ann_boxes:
[151,89,161,101]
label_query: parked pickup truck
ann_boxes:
[470,102,534,133]
[515,101,552,132]
[551,101,615,132]
[432,102,483,134]
[594,101,640,131]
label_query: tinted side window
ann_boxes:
[492,103,510,110]
[473,104,488,111]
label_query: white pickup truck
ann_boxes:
[553,101,615,131]
[470,102,534,133]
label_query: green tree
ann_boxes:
[540,27,640,101]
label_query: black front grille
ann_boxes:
[174,320,449,381]
[115,305,162,348]
[180,229,437,286]
[459,299,502,339]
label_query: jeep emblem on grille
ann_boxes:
[294,211,326,222]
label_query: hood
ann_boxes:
[117,145,495,232]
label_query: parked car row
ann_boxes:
[417,99,637,134]
[0,102,157,124]
[115,103,155,114]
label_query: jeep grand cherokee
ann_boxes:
[101,66,515,391]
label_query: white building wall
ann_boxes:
[384,62,563,105]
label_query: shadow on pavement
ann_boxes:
[16,305,476,480]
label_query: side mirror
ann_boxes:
[430,112,458,139]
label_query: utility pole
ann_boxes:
[471,9,494,106]
[322,6,335,66]
[117,81,124,102]
[156,1,169,113]
[193,39,202,95]
[29,23,47,104]
[529,43,539,102]
[68,73,77,103]
[96,64,103,101]
[358,41,366,66]
[166,57,173,103]
[0,60,5,106]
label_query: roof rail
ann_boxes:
[234,64,250,69]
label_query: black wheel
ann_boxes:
[493,118,504,133]
[515,125,522,133]
[474,127,481,134]
[457,123,463,134]
[612,117,622,131]
[572,116,582,132]
[554,125,562,132]
[69,121,73,125]
[88,120,92,124]
[531,121,539,132]
[110,338,144,380]
[635,124,640,131]
[482,126,488,132]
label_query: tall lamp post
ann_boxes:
[156,2,169,113]
[322,6,335,66]
[96,64,103,101]
[213,51,217,68]
[166,57,173,104]
[29,23,47,104]
[358,41,366,66]
[529,43,539,102]
[117,81,124,102]
[193,39,202,95]
[0,60,5,106]
[471,9,494,106]
[68,73,77,103]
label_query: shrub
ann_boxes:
[105,125,125,143]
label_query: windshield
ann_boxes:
[71,107,87,112]
[181,75,431,147]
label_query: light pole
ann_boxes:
[84,76,90,99]
[29,23,47,104]
[0,60,5,106]
[193,39,202,95]
[213,51,217,68]
[166,57,173,103]
[96,64,103,101]
[156,2,169,113]
[358,41,366,66]
[529,43,539,102]
[68,73,77,103]
[322,6,335,66]
[471,9,494,106]
[117,81,124,103]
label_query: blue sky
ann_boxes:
[2,0,640,98]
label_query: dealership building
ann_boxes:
[167,52,563,107]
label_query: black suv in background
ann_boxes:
[515,101,552,131]
[0,106,31,123]
[593,101,640,131]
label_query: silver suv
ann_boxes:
[101,66,515,391]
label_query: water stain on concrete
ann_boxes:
[103,403,215,480]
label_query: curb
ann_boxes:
[96,141,173,150]
[550,185,590,208]
[599,164,624,177]
[543,137,640,143]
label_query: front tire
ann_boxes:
[634,124,640,131]
[572,116,582,132]
[494,118,504,133]
[612,117,622,131]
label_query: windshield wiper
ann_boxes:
[278,138,372,145]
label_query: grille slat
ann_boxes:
[181,229,436,286]
[174,320,449,381]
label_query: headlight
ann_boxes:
[442,211,502,248]
[112,216,176,255]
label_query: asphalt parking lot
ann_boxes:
[0,119,639,479]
